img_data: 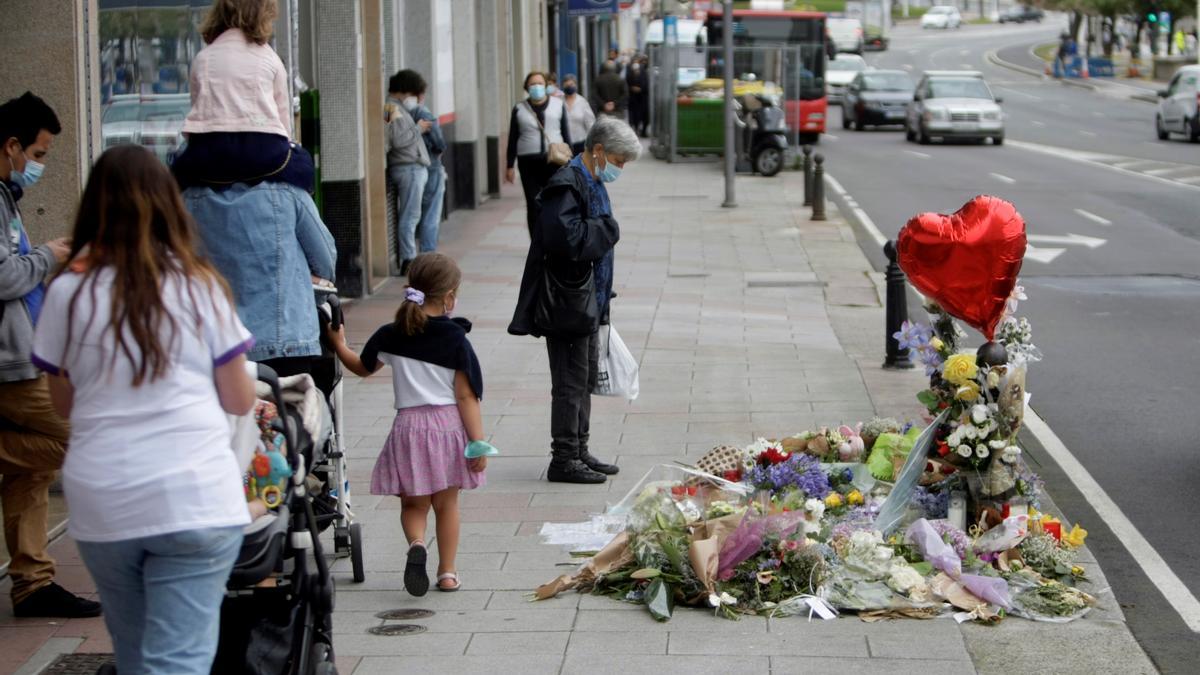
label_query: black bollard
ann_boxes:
[883,240,914,370]
[802,145,813,206]
[811,153,826,221]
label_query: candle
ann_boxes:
[948,491,967,531]
[1043,521,1062,541]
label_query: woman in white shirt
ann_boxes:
[504,71,571,237]
[32,145,256,675]
[561,74,596,157]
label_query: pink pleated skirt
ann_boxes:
[370,405,485,497]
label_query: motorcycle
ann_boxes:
[736,93,789,177]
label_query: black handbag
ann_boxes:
[534,264,599,337]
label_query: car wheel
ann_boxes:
[842,109,851,129]
[918,124,931,145]
[1156,114,1169,141]
[855,116,865,131]
[1190,116,1200,143]
[905,124,916,142]
[993,135,1004,146]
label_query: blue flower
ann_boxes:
[893,321,933,352]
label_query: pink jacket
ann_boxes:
[182,28,292,138]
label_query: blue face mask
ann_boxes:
[596,154,622,183]
[11,158,44,188]
[528,84,546,101]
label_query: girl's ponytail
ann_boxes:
[394,253,463,335]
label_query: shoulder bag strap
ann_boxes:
[527,101,549,155]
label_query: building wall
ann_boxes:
[0,0,94,243]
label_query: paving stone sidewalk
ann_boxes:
[0,154,1155,674]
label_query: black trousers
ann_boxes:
[546,331,599,465]
[517,155,555,238]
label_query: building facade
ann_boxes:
[0,0,554,297]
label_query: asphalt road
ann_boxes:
[826,19,1200,672]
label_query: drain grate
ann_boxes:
[369,624,427,636]
[42,654,115,674]
[376,608,435,620]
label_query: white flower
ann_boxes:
[957,444,973,458]
[975,444,989,459]
[804,498,825,520]
[971,404,990,424]
[989,439,1008,450]
[987,370,1001,389]
[887,560,927,596]
[1002,445,1022,464]
[961,425,978,440]
[947,427,964,446]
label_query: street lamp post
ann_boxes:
[722,0,737,208]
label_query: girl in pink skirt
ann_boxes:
[327,253,486,595]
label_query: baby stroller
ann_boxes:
[309,288,365,582]
[212,365,338,675]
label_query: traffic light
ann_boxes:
[1147,11,1157,23]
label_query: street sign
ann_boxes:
[567,0,618,17]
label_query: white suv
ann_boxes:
[921,6,962,30]
[1156,65,1200,142]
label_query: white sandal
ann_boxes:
[436,572,461,592]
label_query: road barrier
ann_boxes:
[883,240,914,370]
[811,153,826,221]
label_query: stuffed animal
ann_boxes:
[248,434,291,509]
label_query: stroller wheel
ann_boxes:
[349,522,366,583]
[310,642,337,675]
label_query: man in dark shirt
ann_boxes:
[592,61,628,117]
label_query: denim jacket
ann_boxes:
[184,183,336,361]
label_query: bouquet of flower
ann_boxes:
[744,442,832,499]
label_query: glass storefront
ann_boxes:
[97,1,210,163]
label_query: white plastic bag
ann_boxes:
[593,324,639,400]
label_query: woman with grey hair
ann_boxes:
[508,117,641,484]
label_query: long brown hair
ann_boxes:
[63,145,233,386]
[201,0,278,45]
[396,253,461,336]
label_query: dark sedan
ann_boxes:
[998,6,1044,23]
[841,70,915,130]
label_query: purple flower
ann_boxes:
[928,519,970,561]
[893,321,933,352]
[910,486,950,519]
[747,453,831,498]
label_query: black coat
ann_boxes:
[508,163,620,338]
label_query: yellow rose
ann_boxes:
[1063,524,1088,549]
[942,353,979,386]
[847,489,864,506]
[825,493,844,508]
[955,382,981,402]
[930,337,945,351]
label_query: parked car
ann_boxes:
[1155,65,1200,142]
[826,54,868,103]
[998,5,1045,23]
[842,70,915,130]
[827,17,865,54]
[906,71,1005,145]
[921,6,963,30]
[101,94,191,163]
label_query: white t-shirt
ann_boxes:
[32,268,254,542]
[377,353,457,409]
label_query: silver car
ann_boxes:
[906,71,1005,145]
[1155,65,1200,142]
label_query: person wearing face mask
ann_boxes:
[561,75,596,157]
[626,56,650,137]
[508,116,641,484]
[394,70,446,256]
[546,73,564,99]
[505,71,571,237]
[0,92,99,619]
[387,71,433,275]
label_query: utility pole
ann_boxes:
[722,0,737,208]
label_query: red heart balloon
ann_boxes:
[897,196,1027,339]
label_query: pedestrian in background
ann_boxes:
[626,55,649,136]
[0,92,98,620]
[547,72,564,98]
[387,71,432,275]
[505,71,571,237]
[562,74,596,157]
[508,116,641,485]
[326,253,486,595]
[592,61,628,118]
[33,145,257,674]
[393,69,446,257]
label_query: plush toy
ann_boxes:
[248,434,291,509]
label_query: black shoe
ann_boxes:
[400,259,413,276]
[13,582,102,618]
[547,460,607,484]
[404,543,430,597]
[580,452,620,476]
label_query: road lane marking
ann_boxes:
[1079,130,1097,137]
[1032,120,1046,127]
[1074,208,1112,226]
[989,172,1016,184]
[1024,410,1200,633]
[1007,140,1200,193]
[1024,245,1065,263]
[996,87,1041,101]
[1144,166,1196,176]
[825,174,887,248]
[960,63,974,68]
[904,150,931,159]
[903,64,914,70]
[1028,233,1106,248]
[1092,111,1105,117]
[824,133,839,141]
[1175,175,1200,184]
[1112,160,1159,170]
[960,49,970,56]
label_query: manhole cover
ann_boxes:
[376,608,434,620]
[42,653,115,674]
[368,624,427,636]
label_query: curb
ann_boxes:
[985,48,1097,90]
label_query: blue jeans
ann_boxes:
[390,163,428,263]
[418,163,446,253]
[78,526,243,675]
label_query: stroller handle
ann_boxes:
[255,363,299,474]
[327,294,343,332]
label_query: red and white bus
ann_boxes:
[704,10,831,142]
